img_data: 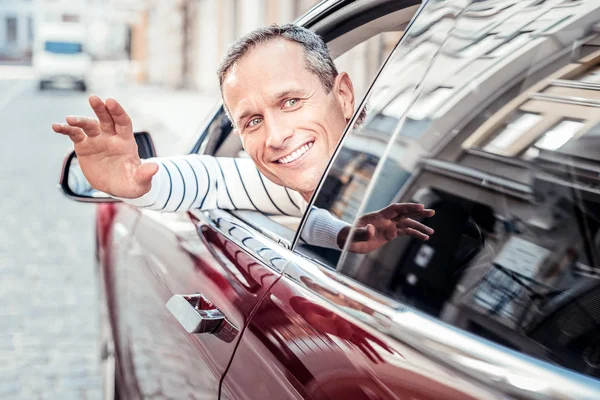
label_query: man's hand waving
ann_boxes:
[337,203,435,254]
[52,95,158,198]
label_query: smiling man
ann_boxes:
[220,35,353,201]
[52,24,434,252]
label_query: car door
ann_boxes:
[223,0,600,399]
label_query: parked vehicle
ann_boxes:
[33,23,91,91]
[58,0,600,398]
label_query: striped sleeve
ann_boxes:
[115,154,347,249]
[300,207,350,250]
[115,155,305,216]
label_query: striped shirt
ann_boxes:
[117,155,348,249]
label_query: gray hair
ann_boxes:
[218,24,338,96]
[218,23,366,127]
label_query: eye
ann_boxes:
[284,98,300,108]
[247,117,263,128]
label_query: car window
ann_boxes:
[298,0,600,382]
[196,3,421,246]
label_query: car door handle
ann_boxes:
[166,293,225,334]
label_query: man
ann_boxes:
[52,24,434,253]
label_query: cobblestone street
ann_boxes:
[0,75,102,399]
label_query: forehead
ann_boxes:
[222,39,322,111]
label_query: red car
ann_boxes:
[60,0,600,398]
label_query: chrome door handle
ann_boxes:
[166,294,225,334]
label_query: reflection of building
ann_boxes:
[313,0,600,381]
[463,45,600,159]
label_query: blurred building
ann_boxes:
[118,0,398,97]
[0,0,36,61]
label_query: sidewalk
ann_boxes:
[90,61,219,156]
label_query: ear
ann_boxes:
[333,72,355,121]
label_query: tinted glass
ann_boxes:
[299,0,600,381]
[44,41,83,54]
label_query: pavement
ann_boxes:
[0,61,216,399]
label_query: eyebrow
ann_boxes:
[235,88,306,128]
[272,88,305,102]
[235,110,253,128]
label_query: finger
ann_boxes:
[397,218,434,235]
[105,98,133,137]
[401,227,429,241]
[392,208,435,222]
[89,94,116,135]
[381,203,425,219]
[52,123,87,144]
[134,162,159,185]
[65,116,101,137]
[350,224,375,243]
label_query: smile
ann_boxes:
[277,141,314,164]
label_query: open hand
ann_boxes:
[337,203,435,254]
[52,95,158,198]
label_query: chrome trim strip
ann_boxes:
[389,309,600,399]
[551,79,600,91]
[529,92,600,108]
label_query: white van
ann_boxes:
[33,23,91,91]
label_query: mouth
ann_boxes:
[276,141,314,165]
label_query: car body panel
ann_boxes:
[222,273,499,400]
[108,206,281,399]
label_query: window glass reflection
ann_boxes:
[533,119,584,151]
[300,0,600,382]
[483,112,542,154]
[579,65,600,84]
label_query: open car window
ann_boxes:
[299,0,600,383]
[194,1,421,247]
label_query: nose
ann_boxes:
[265,115,294,149]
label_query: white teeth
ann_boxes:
[278,142,313,164]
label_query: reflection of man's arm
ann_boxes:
[302,204,435,253]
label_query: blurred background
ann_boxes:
[0,0,399,398]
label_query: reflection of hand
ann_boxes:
[290,296,395,363]
[337,203,435,254]
[52,96,158,198]
[300,275,375,315]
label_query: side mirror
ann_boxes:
[58,131,156,202]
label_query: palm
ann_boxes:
[76,134,143,197]
[351,215,399,253]
[340,203,435,254]
[52,96,157,198]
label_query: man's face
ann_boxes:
[222,39,355,200]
